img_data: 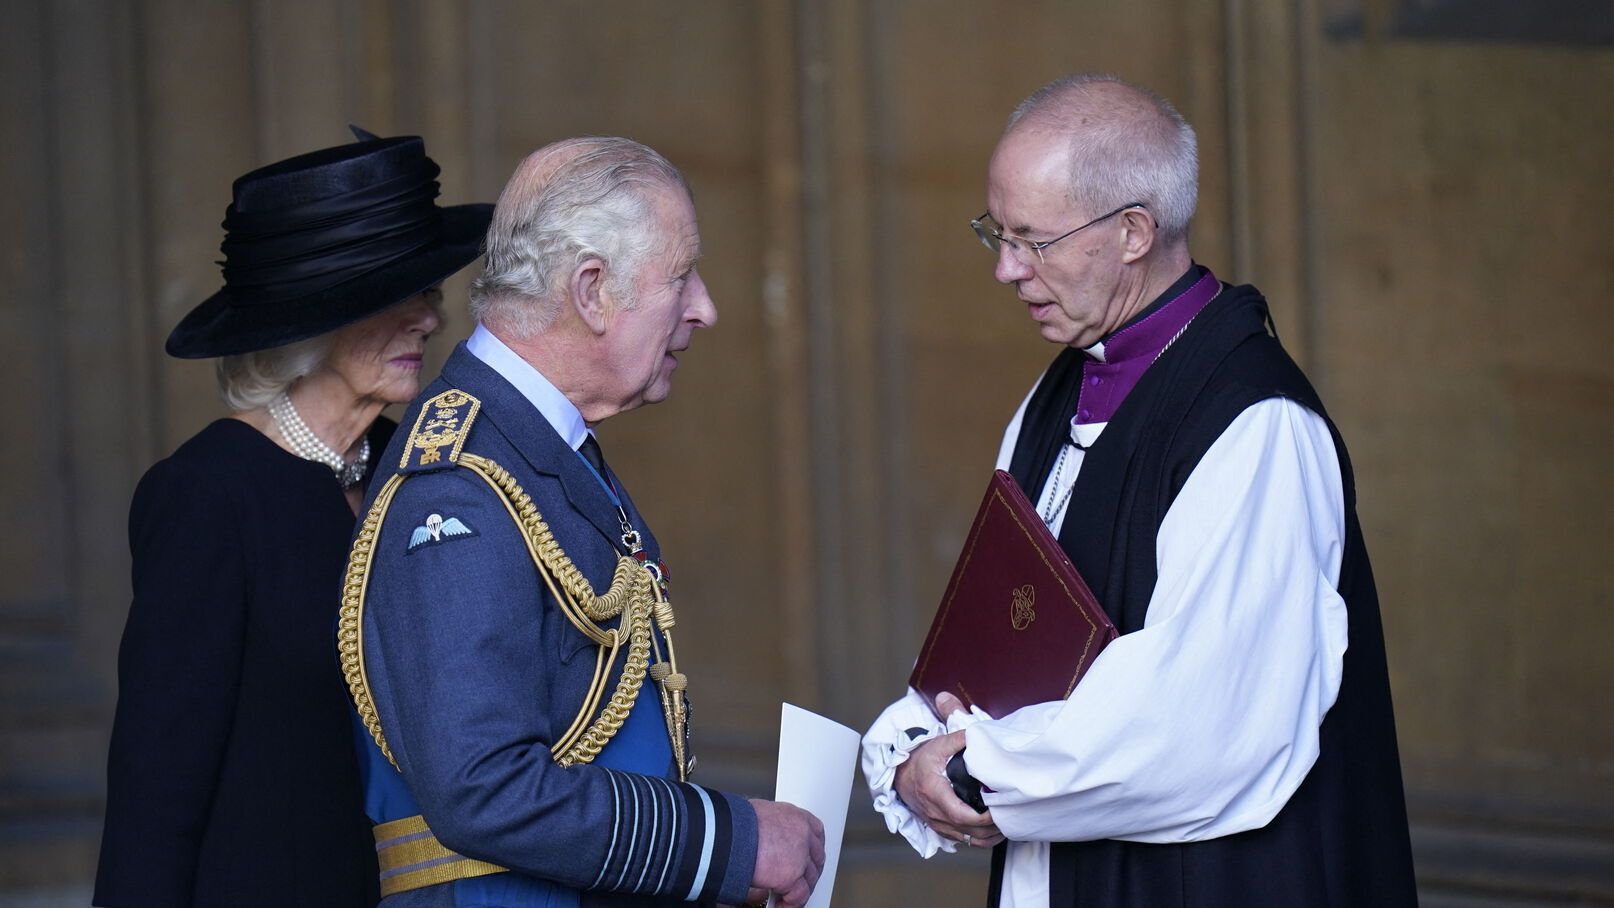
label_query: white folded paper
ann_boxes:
[768,703,861,908]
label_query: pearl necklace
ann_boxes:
[268,391,370,489]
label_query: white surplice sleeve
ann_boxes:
[962,397,1349,844]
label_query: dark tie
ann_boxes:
[578,435,609,479]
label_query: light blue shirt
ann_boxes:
[466,324,591,452]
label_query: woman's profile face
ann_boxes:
[323,288,443,406]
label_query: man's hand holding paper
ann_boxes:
[744,799,825,908]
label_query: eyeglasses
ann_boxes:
[970,202,1148,264]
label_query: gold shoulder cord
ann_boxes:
[336,390,692,784]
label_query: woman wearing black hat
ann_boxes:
[94,131,492,907]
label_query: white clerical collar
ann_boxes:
[466,324,591,451]
[1070,416,1106,449]
[1075,340,1107,447]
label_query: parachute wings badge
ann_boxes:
[407,513,476,552]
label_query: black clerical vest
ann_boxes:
[994,284,1417,907]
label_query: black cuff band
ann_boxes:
[946,750,987,813]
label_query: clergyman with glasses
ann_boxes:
[859,73,1417,907]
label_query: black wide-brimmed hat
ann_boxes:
[166,127,494,358]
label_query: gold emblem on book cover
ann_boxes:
[1010,583,1037,630]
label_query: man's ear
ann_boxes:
[1118,208,1157,265]
[569,258,609,334]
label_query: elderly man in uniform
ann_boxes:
[861,74,1417,906]
[342,137,823,907]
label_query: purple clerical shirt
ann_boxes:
[1075,267,1221,426]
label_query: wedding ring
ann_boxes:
[962,833,973,847]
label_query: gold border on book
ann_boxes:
[914,489,1105,708]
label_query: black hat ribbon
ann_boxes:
[218,157,446,305]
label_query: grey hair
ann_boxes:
[469,136,690,339]
[215,334,330,411]
[1007,73,1198,243]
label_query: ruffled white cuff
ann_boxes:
[860,691,991,858]
[869,728,952,857]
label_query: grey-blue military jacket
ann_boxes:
[351,343,757,906]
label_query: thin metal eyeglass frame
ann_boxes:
[970,202,1148,264]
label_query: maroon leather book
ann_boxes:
[909,470,1117,721]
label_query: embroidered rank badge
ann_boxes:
[407,513,477,553]
[400,389,481,473]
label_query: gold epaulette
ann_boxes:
[400,389,481,472]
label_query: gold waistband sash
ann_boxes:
[373,814,507,897]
